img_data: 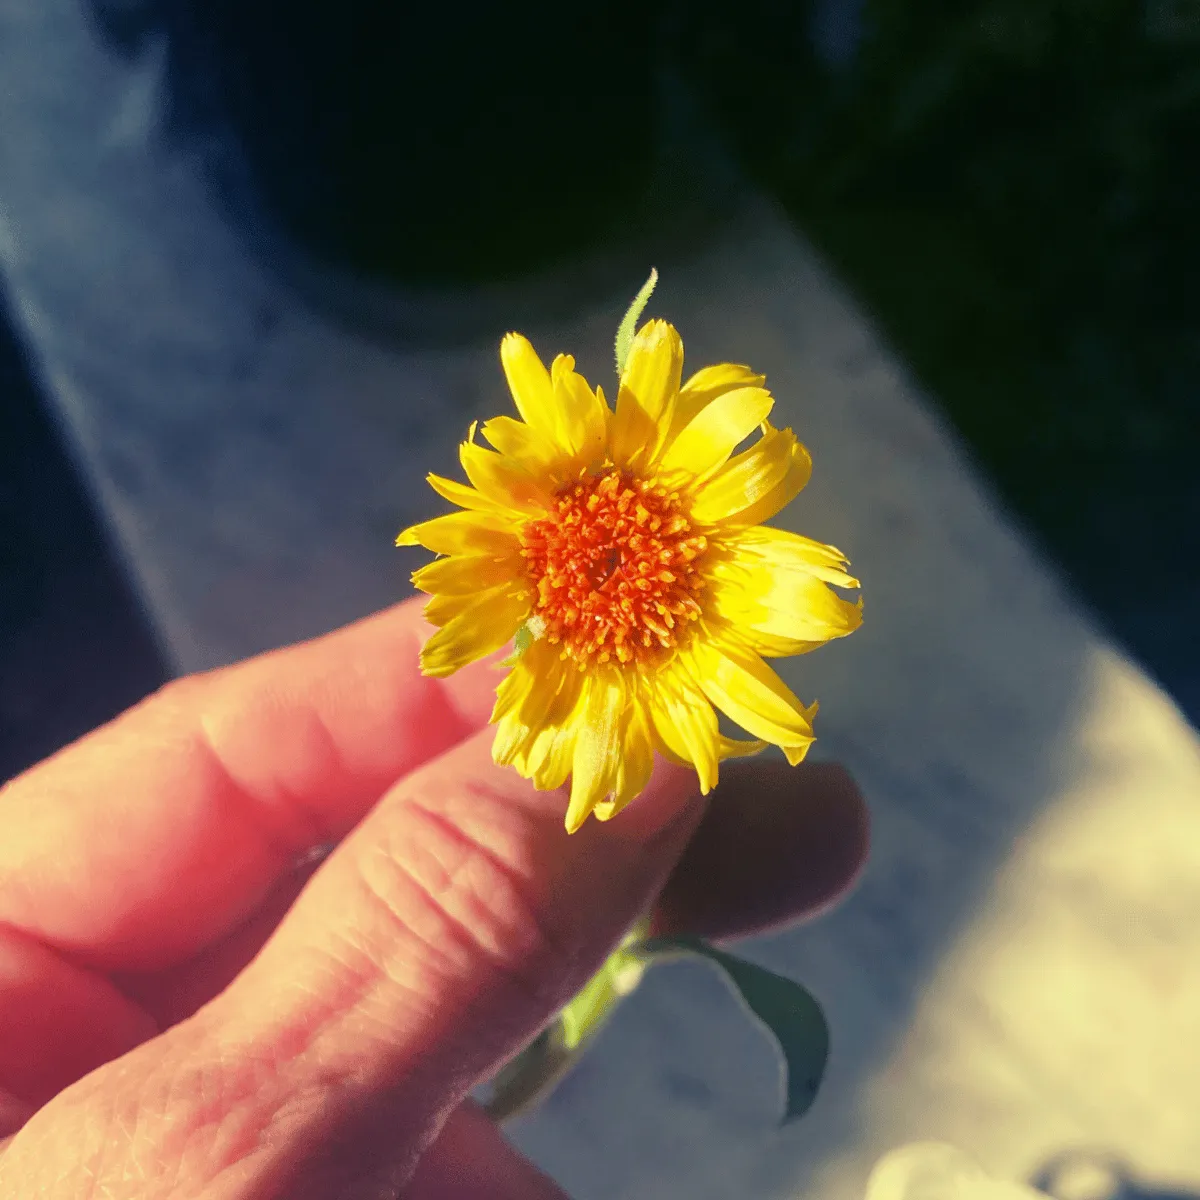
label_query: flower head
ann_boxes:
[397,316,861,832]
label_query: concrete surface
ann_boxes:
[0,310,167,785]
[2,4,1200,1198]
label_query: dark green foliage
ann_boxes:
[680,1,1200,697]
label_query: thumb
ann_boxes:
[0,729,700,1198]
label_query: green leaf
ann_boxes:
[640,935,830,1123]
[614,267,659,378]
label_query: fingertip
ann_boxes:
[652,758,869,943]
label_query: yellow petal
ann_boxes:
[492,703,540,769]
[689,425,812,526]
[460,441,555,515]
[492,636,548,723]
[395,509,522,555]
[727,435,814,529]
[527,721,579,791]
[648,730,691,768]
[718,626,830,659]
[722,526,860,589]
[659,386,775,480]
[491,640,568,749]
[709,559,863,644]
[520,690,584,790]
[424,577,531,629]
[672,362,766,436]
[501,657,587,791]
[425,472,513,516]
[717,734,768,761]
[689,637,816,765]
[705,612,842,660]
[551,353,608,466]
[479,416,562,472]
[610,319,683,470]
[411,552,524,596]
[500,333,559,442]
[593,701,655,821]
[566,671,626,833]
[782,741,815,768]
[419,585,531,678]
[423,588,480,628]
[647,666,719,794]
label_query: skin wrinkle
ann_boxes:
[191,683,348,864]
[216,773,702,1192]
[124,1015,322,1196]
[352,792,573,1031]
[0,922,160,1108]
[118,772,571,1192]
[418,774,579,917]
[232,947,385,1083]
[0,917,131,999]
[32,990,425,1199]
[181,615,480,875]
[234,1078,433,1200]
[39,948,379,1196]
[155,974,441,1198]
[40,1042,174,1196]
[199,1059,355,1197]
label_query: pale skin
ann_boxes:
[0,596,868,1198]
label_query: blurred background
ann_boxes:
[2,0,1196,785]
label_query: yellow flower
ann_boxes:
[397,320,861,833]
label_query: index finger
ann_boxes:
[0,596,503,971]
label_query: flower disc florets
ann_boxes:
[520,468,707,668]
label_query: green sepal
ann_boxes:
[640,935,830,1124]
[503,622,534,665]
[614,268,659,378]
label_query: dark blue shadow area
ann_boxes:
[677,0,1200,729]
[0,304,167,783]
[83,0,660,285]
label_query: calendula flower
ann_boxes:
[397,317,861,832]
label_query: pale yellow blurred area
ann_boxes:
[864,1143,1046,1200]
[799,645,1200,1198]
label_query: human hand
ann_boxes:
[0,596,867,1198]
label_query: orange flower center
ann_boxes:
[520,468,708,668]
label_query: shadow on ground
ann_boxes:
[0,305,167,785]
